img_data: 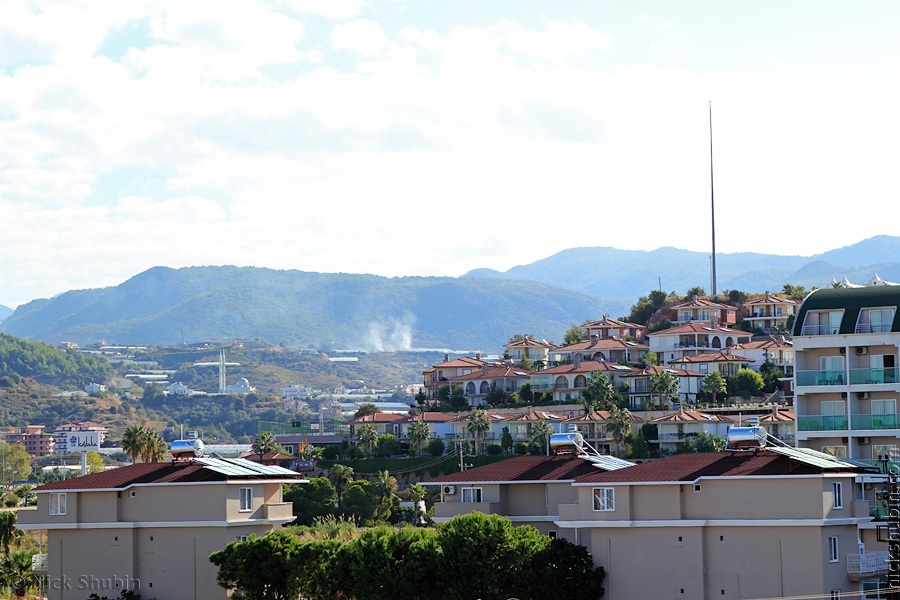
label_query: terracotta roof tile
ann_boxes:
[425,455,600,484]
[534,360,637,376]
[566,411,646,422]
[552,339,648,352]
[450,365,531,381]
[669,352,752,363]
[651,410,733,423]
[647,323,749,336]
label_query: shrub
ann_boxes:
[425,437,445,457]
[485,443,503,455]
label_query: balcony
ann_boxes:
[847,551,889,581]
[262,502,294,521]
[849,368,899,385]
[850,413,900,430]
[31,553,47,574]
[855,323,892,334]
[796,415,848,431]
[800,325,838,336]
[796,370,845,386]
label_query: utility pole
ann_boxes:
[709,100,718,296]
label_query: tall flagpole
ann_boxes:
[709,101,717,297]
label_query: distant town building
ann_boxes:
[167,382,193,396]
[281,383,313,400]
[84,382,106,394]
[225,377,254,395]
[1,425,54,457]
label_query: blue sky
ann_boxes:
[2,1,900,308]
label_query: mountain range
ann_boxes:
[4,235,900,350]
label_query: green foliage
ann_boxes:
[624,290,668,325]
[0,333,112,384]
[353,403,381,419]
[649,371,680,407]
[518,382,534,404]
[782,283,808,300]
[581,371,616,410]
[728,368,764,398]
[500,426,514,454]
[375,434,400,457]
[702,371,727,404]
[210,530,305,600]
[425,437,445,457]
[685,286,705,297]
[0,444,30,485]
[486,443,503,455]
[284,478,335,526]
[681,431,726,453]
[340,480,379,526]
[563,323,585,345]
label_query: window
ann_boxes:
[831,590,841,600]
[461,487,482,503]
[237,535,248,542]
[858,308,895,334]
[693,483,702,493]
[49,493,66,516]
[699,364,708,374]
[829,536,839,562]
[832,482,843,509]
[592,488,614,511]
[239,487,253,512]
[874,444,898,461]
[822,446,847,458]
[548,530,557,539]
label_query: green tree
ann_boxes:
[0,444,30,487]
[702,371,727,405]
[500,426,514,454]
[437,384,451,405]
[518,382,534,404]
[354,403,381,419]
[425,437,445,457]
[85,451,104,474]
[252,432,278,455]
[1,550,36,597]
[449,384,467,409]
[121,425,145,463]
[624,289,669,325]
[284,478,335,526]
[406,483,427,525]
[682,431,726,453]
[328,464,354,509]
[782,283,808,300]
[650,371,680,408]
[582,371,616,411]
[0,512,21,557]
[485,383,507,405]
[376,434,401,457]
[686,286,705,297]
[563,323,585,345]
[605,407,632,457]
[466,409,491,455]
[356,424,378,457]
[341,480,380,526]
[407,421,430,456]
[728,368,764,399]
[529,420,553,455]
[210,530,305,600]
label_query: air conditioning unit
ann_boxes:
[856,346,869,355]
[839,347,846,355]
[857,392,870,400]
[840,392,848,399]
[858,437,871,445]
[841,437,849,444]
[442,485,456,495]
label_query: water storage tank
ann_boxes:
[170,439,204,459]
[550,432,584,455]
[727,426,766,450]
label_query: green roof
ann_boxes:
[793,287,900,336]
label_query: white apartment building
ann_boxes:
[792,286,900,464]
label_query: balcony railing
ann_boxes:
[31,554,47,574]
[800,325,838,336]
[849,368,899,385]
[855,323,892,334]
[847,551,889,580]
[850,413,900,430]
[796,415,848,431]
[796,370,845,386]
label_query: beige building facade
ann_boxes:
[18,459,303,600]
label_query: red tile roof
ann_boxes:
[446,411,513,423]
[731,339,793,350]
[402,412,456,423]
[669,352,751,363]
[36,462,226,491]
[582,316,643,329]
[343,413,407,424]
[625,366,705,378]
[647,323,748,336]
[504,338,555,348]
[450,365,531,381]
[745,293,798,306]
[552,339,648,352]
[757,410,795,423]
[425,455,601,484]
[534,360,636,376]
[431,356,488,369]
[566,411,646,422]
[574,451,830,484]
[507,410,571,422]
[651,410,733,423]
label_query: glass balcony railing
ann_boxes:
[796,370,846,386]
[851,413,900,430]
[849,368,899,385]
[797,415,848,431]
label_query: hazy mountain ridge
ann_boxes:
[0,266,624,349]
[0,305,12,324]
[463,235,900,299]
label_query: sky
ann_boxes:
[2,1,900,309]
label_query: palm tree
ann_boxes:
[0,512,21,557]
[0,550,35,597]
[147,433,169,462]
[328,464,354,509]
[252,432,278,455]
[357,424,378,457]
[702,371,727,405]
[121,425,145,463]
[466,409,491,455]
[529,420,554,455]
[605,407,633,457]
[408,421,430,456]
[583,371,616,411]
[650,371,680,408]
[407,483,427,525]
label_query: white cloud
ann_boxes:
[503,19,612,61]
[331,19,390,55]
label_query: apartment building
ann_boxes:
[792,286,900,463]
[1,425,54,457]
[428,448,881,600]
[18,457,304,600]
[743,291,799,333]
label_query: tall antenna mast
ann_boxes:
[709,100,717,297]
